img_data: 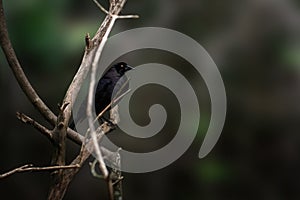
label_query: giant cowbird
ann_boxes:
[70,62,133,129]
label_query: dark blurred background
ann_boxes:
[1,0,300,199]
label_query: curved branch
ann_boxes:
[0,0,57,125]
[0,0,83,148]
[1,1,138,199]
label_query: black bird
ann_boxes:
[70,62,133,129]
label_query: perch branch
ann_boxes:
[86,0,136,181]
[86,1,136,198]
[87,15,116,180]
[48,0,136,198]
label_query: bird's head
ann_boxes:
[114,62,133,75]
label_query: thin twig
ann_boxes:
[16,112,53,142]
[117,14,139,19]
[90,159,103,178]
[82,82,131,134]
[94,88,131,123]
[0,164,80,179]
[92,0,109,15]
[93,0,139,19]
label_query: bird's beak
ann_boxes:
[126,65,134,71]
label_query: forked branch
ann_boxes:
[0,0,138,199]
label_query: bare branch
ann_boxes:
[87,14,117,179]
[117,14,139,19]
[92,0,109,15]
[1,0,84,147]
[67,128,84,145]
[60,0,134,140]
[48,0,135,195]
[85,0,136,181]
[89,146,123,200]
[0,164,80,179]
[47,123,114,200]
[51,103,70,166]
[16,112,53,142]
[84,2,137,197]
[0,0,138,199]
[93,0,139,19]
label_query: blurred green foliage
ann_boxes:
[3,0,99,72]
[196,159,231,183]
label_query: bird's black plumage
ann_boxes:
[95,62,132,116]
[70,62,132,129]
